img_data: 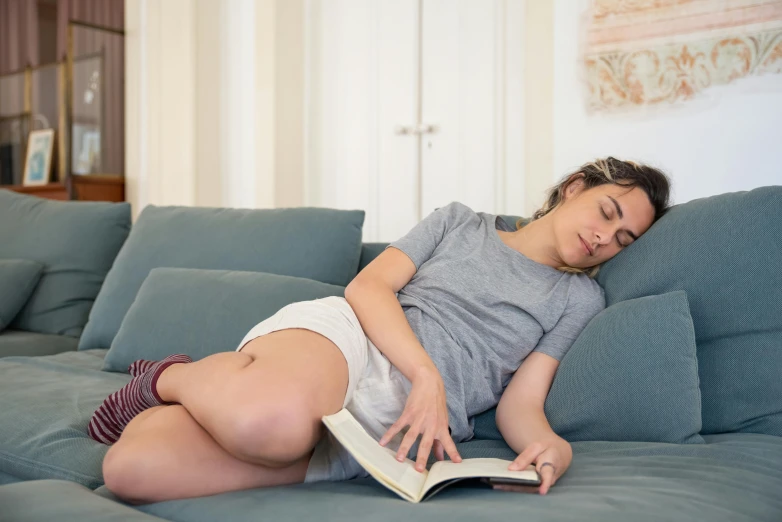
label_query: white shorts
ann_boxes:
[235,296,414,482]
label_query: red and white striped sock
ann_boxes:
[127,359,156,377]
[88,354,192,445]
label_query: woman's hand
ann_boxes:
[378,365,462,472]
[498,438,572,495]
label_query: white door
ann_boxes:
[305,0,522,242]
[420,0,506,219]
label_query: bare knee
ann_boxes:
[102,442,157,504]
[224,396,321,467]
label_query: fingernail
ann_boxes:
[397,456,403,462]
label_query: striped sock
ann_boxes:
[88,354,192,445]
[128,359,156,377]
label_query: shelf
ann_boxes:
[1,183,68,200]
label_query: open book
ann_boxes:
[322,409,541,503]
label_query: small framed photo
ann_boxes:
[23,129,55,186]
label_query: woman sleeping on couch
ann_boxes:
[87,157,671,504]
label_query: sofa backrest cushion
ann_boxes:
[0,190,131,337]
[79,204,364,351]
[597,186,782,436]
[103,268,346,372]
[0,259,44,332]
[474,291,704,444]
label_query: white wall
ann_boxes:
[552,0,782,205]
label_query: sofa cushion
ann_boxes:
[126,433,782,522]
[0,349,124,488]
[0,190,131,337]
[474,291,704,444]
[78,205,365,351]
[543,291,703,443]
[596,186,782,436]
[0,259,44,331]
[0,480,169,521]
[103,268,346,372]
[0,330,79,358]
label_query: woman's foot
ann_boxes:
[88,354,193,445]
[128,359,157,377]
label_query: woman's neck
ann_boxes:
[499,214,563,268]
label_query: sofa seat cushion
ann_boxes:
[0,349,124,488]
[0,330,79,358]
[78,204,365,352]
[0,479,169,521]
[122,433,782,522]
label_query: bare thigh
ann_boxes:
[103,405,312,504]
[159,326,350,467]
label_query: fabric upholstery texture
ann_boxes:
[78,205,364,352]
[0,190,131,337]
[103,268,346,372]
[475,292,703,444]
[0,480,168,521]
[0,350,121,488]
[596,186,782,436]
[0,259,44,331]
[0,330,79,358]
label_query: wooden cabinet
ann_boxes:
[3,175,125,202]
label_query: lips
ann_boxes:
[580,236,593,256]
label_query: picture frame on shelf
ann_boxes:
[22,129,55,186]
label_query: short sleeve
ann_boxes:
[532,281,606,362]
[384,201,467,270]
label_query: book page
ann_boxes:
[322,409,428,502]
[422,458,540,497]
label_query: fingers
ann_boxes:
[433,440,445,461]
[440,433,462,463]
[396,421,423,463]
[415,431,435,472]
[537,462,556,495]
[378,417,406,447]
[508,442,544,471]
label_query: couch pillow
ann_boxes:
[0,259,44,332]
[79,205,364,351]
[0,190,131,337]
[474,291,704,444]
[103,268,346,372]
[596,186,782,437]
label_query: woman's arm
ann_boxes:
[345,247,462,469]
[344,247,438,382]
[496,352,562,450]
[496,352,572,494]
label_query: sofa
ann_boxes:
[0,186,780,522]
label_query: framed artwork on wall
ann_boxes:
[22,129,55,186]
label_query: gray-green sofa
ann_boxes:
[1,187,781,522]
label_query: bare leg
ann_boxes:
[150,328,347,467]
[103,404,311,504]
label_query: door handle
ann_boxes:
[395,124,438,135]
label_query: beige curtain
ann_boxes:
[583,0,782,111]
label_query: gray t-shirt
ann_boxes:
[385,201,605,442]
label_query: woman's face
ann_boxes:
[552,177,656,269]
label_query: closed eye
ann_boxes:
[601,206,626,248]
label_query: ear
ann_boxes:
[562,173,586,201]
